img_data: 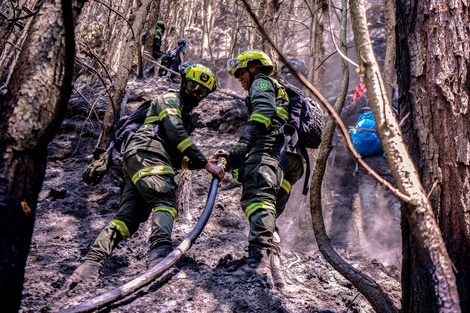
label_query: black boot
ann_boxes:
[148,245,173,269]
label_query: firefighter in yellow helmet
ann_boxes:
[227,50,304,288]
[69,64,224,284]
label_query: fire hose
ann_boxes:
[59,157,227,313]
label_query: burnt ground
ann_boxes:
[20,75,401,313]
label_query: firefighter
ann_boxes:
[226,50,304,288]
[152,20,166,60]
[69,64,225,284]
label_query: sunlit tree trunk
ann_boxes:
[307,0,326,97]
[396,0,470,310]
[201,0,214,60]
[95,0,152,153]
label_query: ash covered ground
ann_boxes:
[20,76,401,313]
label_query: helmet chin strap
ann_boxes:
[248,64,263,88]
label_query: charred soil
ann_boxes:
[20,76,401,313]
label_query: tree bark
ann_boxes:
[0,0,85,311]
[396,0,470,311]
[383,0,396,103]
[95,0,153,152]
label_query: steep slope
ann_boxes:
[20,75,400,313]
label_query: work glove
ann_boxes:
[82,157,109,186]
[228,141,249,171]
[229,140,251,183]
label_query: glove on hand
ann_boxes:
[228,141,249,170]
[82,157,108,186]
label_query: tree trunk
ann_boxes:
[95,0,153,152]
[383,0,396,103]
[0,0,37,90]
[396,0,470,311]
[307,0,325,97]
[0,1,85,311]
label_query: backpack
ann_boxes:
[350,110,383,156]
[272,79,324,195]
[113,100,152,154]
[281,81,324,149]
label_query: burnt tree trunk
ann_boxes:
[396,0,470,311]
[0,0,85,311]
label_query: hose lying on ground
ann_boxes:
[59,158,226,313]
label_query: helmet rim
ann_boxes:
[227,49,274,78]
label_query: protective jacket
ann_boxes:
[85,91,207,264]
[152,26,164,59]
[126,91,208,171]
[238,74,303,247]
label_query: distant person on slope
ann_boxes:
[159,38,187,82]
[69,64,224,285]
[226,50,304,288]
[152,20,166,60]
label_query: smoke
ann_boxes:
[278,153,402,268]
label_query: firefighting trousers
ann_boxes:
[85,149,178,264]
[241,152,303,247]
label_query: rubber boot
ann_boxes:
[68,260,101,284]
[235,244,273,288]
[148,245,173,269]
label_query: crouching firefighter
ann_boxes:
[69,64,225,284]
[226,50,304,288]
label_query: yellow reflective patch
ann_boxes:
[177,137,193,152]
[111,219,130,239]
[132,165,175,184]
[153,206,177,219]
[276,106,289,120]
[181,157,190,170]
[244,202,276,219]
[281,179,292,194]
[249,113,271,128]
[144,115,160,124]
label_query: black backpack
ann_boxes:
[281,80,324,149]
[113,100,152,153]
[271,79,324,195]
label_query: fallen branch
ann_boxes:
[142,51,181,76]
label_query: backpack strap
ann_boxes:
[299,144,310,195]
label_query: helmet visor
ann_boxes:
[186,80,210,99]
[227,58,242,78]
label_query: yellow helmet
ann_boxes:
[227,49,274,78]
[183,64,217,96]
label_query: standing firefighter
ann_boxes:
[226,50,304,288]
[152,20,166,60]
[69,64,225,284]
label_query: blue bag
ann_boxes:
[350,111,383,156]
